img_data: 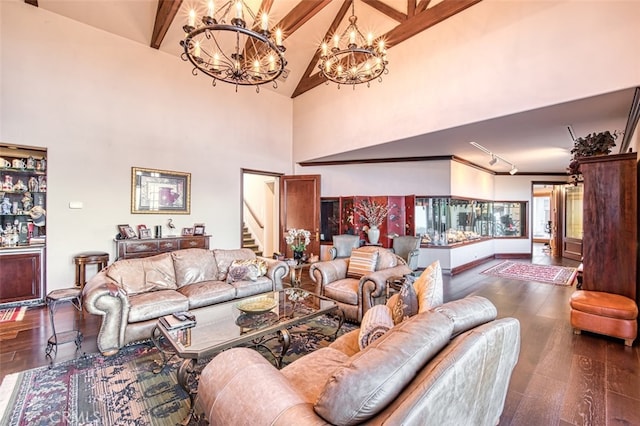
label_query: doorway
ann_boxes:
[241,169,281,258]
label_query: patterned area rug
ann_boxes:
[482,261,577,286]
[0,315,355,425]
[0,307,27,323]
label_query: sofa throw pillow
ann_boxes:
[226,259,267,283]
[346,250,379,279]
[391,277,419,325]
[413,260,444,313]
[358,305,394,350]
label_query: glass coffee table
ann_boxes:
[151,288,343,424]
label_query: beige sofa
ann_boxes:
[83,248,289,355]
[196,295,520,425]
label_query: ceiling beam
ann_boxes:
[24,0,38,6]
[277,0,333,38]
[361,0,407,23]
[408,0,417,17]
[151,0,183,49]
[292,0,482,98]
[384,0,481,47]
[416,0,432,14]
[292,0,353,98]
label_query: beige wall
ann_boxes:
[0,2,293,290]
[292,0,640,163]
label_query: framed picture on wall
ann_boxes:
[131,167,191,214]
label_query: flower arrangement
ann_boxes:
[354,199,390,228]
[285,228,311,252]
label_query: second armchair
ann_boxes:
[310,246,411,323]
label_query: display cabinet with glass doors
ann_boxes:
[414,197,527,246]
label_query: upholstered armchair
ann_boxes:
[329,234,361,260]
[310,246,412,322]
[391,236,421,271]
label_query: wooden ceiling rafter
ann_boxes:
[291,0,354,98]
[384,0,481,47]
[361,0,407,23]
[151,0,183,49]
[275,0,332,39]
[416,0,432,14]
[24,0,38,7]
[292,0,482,98]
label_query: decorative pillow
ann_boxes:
[358,305,394,350]
[346,250,379,279]
[391,277,419,325]
[227,259,268,282]
[413,260,444,312]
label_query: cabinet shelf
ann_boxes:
[0,167,45,175]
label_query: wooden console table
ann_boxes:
[115,236,210,260]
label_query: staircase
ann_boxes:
[242,225,262,257]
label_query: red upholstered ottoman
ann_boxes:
[570,290,638,346]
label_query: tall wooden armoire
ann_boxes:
[580,152,637,302]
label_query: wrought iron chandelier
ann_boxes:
[180,0,287,92]
[318,2,388,88]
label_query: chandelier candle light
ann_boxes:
[318,2,388,88]
[181,0,287,92]
[354,200,390,245]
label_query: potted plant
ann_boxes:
[285,228,311,261]
[567,130,620,184]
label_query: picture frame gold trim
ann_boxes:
[131,167,191,214]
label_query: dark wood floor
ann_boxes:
[0,244,638,425]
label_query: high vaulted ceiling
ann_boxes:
[23,0,640,174]
[28,0,483,98]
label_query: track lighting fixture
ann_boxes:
[469,142,518,175]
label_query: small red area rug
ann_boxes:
[482,261,577,286]
[0,306,26,323]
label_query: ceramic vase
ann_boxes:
[367,226,380,245]
[293,250,304,263]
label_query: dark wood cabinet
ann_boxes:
[580,152,637,301]
[0,247,44,305]
[115,236,210,260]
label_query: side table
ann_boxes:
[73,251,109,288]
[45,288,83,361]
[287,261,311,288]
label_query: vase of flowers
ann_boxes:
[285,228,311,262]
[354,199,390,245]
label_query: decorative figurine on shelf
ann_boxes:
[1,197,11,215]
[12,179,27,192]
[22,192,33,211]
[2,175,12,191]
[167,218,176,236]
[38,176,46,192]
[26,156,36,170]
[28,176,38,192]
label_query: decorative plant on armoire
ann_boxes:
[567,130,621,185]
